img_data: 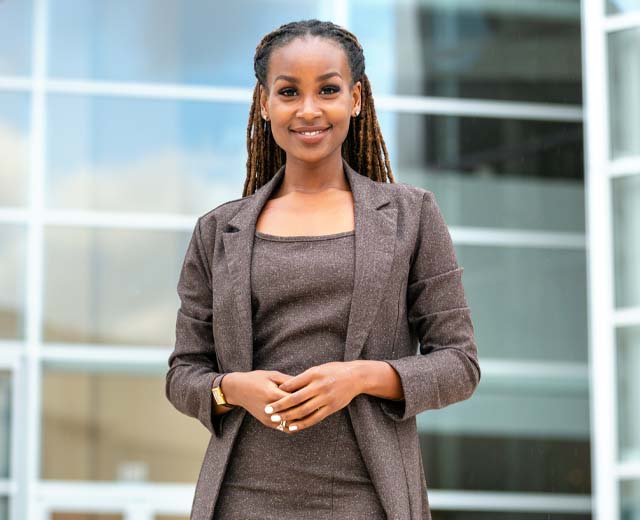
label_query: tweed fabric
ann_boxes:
[213,229,385,519]
[165,157,481,520]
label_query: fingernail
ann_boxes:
[270,414,281,422]
[265,405,274,414]
[289,425,298,431]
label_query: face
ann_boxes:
[259,36,362,165]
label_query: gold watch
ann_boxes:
[212,373,235,408]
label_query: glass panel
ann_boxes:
[0,92,30,207]
[48,0,326,84]
[608,28,640,159]
[42,370,209,482]
[458,245,588,362]
[51,514,122,520]
[432,513,590,520]
[0,0,32,76]
[617,325,640,462]
[621,480,640,518]
[0,224,26,340]
[384,112,584,232]
[350,0,582,104]
[612,174,640,309]
[420,376,590,494]
[0,371,11,479]
[608,0,640,14]
[43,227,190,346]
[46,94,247,215]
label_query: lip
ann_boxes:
[290,126,331,144]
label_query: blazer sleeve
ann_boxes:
[165,216,225,437]
[379,189,481,422]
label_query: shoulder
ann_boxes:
[195,193,254,234]
[186,194,254,259]
[369,178,435,210]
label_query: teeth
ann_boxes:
[299,129,325,136]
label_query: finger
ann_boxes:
[278,369,315,393]
[275,396,325,423]
[264,385,316,415]
[267,371,294,385]
[285,405,328,433]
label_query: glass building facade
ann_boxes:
[0,0,635,518]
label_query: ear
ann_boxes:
[352,80,362,117]
[259,84,269,120]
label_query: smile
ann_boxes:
[291,126,331,144]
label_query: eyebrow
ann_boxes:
[274,71,342,83]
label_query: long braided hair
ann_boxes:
[243,19,394,197]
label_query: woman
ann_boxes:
[166,19,481,520]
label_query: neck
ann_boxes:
[276,153,350,196]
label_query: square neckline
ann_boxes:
[254,229,355,242]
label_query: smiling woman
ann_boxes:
[165,18,480,520]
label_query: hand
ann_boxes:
[223,370,295,430]
[264,362,362,433]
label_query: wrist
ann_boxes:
[347,360,372,396]
[220,372,241,407]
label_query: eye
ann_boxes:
[277,85,341,97]
[321,85,340,95]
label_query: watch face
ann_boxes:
[212,387,226,405]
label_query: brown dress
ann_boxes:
[213,229,386,520]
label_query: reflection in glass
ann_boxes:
[0,93,30,207]
[621,480,640,518]
[608,28,640,159]
[612,174,640,309]
[47,94,249,215]
[383,112,584,232]
[421,375,590,494]
[43,227,190,346]
[608,0,640,13]
[0,371,10,479]
[0,0,32,76]
[457,244,588,362]
[0,225,26,340]
[617,325,640,463]
[47,0,324,85]
[42,370,209,482]
[350,0,582,104]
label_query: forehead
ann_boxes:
[267,36,351,84]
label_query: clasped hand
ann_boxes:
[265,361,361,433]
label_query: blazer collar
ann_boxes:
[221,157,398,372]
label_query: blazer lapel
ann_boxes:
[220,157,398,372]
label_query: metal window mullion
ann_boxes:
[35,77,584,122]
[603,11,640,33]
[22,0,48,519]
[583,0,619,518]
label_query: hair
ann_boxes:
[243,19,394,196]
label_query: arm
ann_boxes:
[375,190,481,421]
[165,216,227,437]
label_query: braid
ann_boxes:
[243,19,394,196]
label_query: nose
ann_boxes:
[296,94,322,120]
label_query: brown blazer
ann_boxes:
[166,157,481,520]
